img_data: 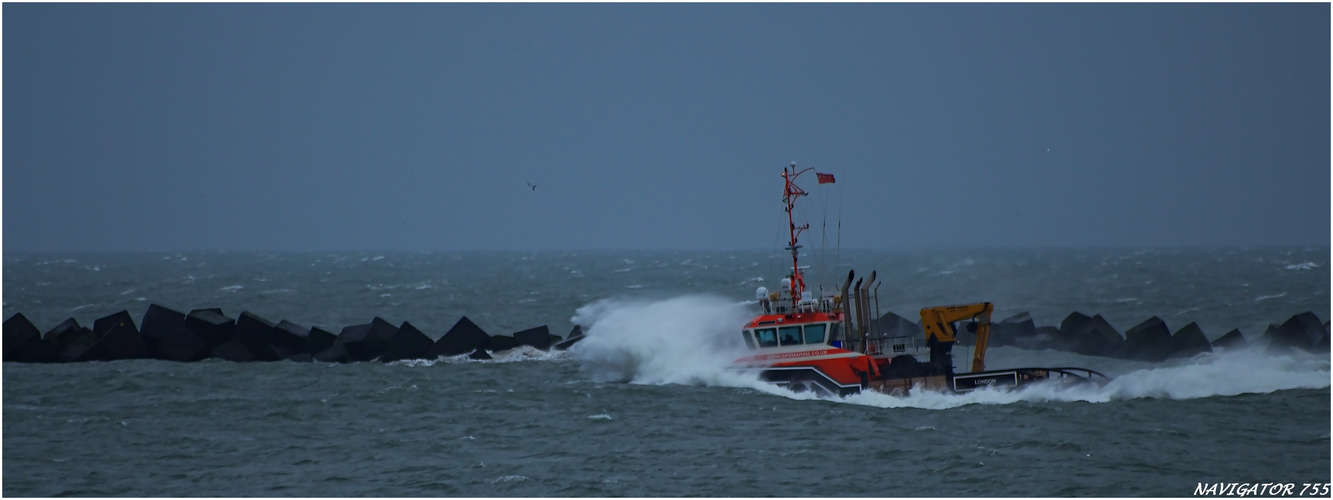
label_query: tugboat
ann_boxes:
[732,163,1109,396]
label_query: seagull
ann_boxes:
[527,182,537,191]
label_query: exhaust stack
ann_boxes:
[839,270,854,347]
[857,271,875,354]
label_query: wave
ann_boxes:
[845,348,1329,410]
[564,295,1330,410]
[569,294,761,387]
[389,346,570,367]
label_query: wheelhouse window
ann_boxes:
[803,323,827,344]
[778,326,802,346]
[754,328,778,348]
[829,323,843,342]
[742,330,756,349]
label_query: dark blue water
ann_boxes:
[4,248,1330,496]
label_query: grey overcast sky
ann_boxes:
[4,3,1329,252]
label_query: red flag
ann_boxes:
[816,172,836,184]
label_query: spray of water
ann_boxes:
[570,294,764,387]
[567,295,1330,409]
[839,347,1328,410]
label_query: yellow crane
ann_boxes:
[919,302,993,374]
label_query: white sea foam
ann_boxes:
[393,358,444,368]
[570,294,763,388]
[34,259,77,266]
[392,346,571,367]
[840,347,1329,410]
[486,346,567,362]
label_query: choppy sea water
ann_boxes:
[3,248,1330,496]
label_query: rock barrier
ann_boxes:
[4,305,1327,364]
[2,304,576,364]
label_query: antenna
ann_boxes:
[819,185,829,290]
[835,187,843,277]
[782,162,814,305]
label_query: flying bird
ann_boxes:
[527,182,537,191]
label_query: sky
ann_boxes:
[3,3,1329,252]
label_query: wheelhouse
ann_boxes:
[742,321,844,349]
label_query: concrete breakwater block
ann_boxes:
[313,341,351,363]
[306,326,337,356]
[1058,312,1124,357]
[336,324,373,360]
[339,317,398,362]
[211,337,257,362]
[1059,311,1093,338]
[140,304,182,357]
[1212,329,1248,350]
[272,320,309,358]
[94,310,149,361]
[1170,322,1212,359]
[1089,315,1125,355]
[1025,326,1061,351]
[1057,312,1096,353]
[4,313,40,349]
[1053,311,1089,352]
[513,325,552,350]
[989,312,1036,348]
[1268,311,1325,353]
[142,304,209,362]
[381,321,433,363]
[486,335,518,352]
[427,316,489,358]
[876,312,923,338]
[554,325,585,350]
[47,318,106,363]
[4,313,57,363]
[234,312,282,362]
[1121,316,1175,361]
[186,309,234,347]
[468,348,492,360]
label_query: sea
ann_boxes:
[3,247,1330,497]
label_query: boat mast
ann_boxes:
[782,162,812,306]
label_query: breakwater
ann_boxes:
[4,304,1326,365]
[2,304,586,364]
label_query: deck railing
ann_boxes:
[862,334,927,357]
